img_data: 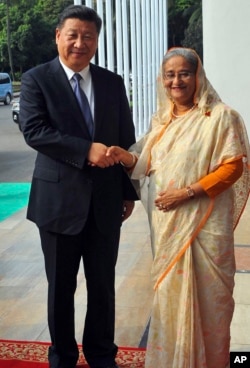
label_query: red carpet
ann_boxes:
[0,340,145,368]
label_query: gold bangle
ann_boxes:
[186,186,195,199]
[120,153,136,168]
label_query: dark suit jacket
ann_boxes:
[20,57,138,235]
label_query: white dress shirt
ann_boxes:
[59,58,94,120]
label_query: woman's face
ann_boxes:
[162,55,196,106]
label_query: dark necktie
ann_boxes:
[72,73,93,137]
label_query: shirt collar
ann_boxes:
[59,58,90,81]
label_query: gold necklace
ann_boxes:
[172,104,197,118]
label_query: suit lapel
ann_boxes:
[90,64,107,137]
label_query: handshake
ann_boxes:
[87,142,136,169]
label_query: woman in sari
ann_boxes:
[107,47,250,368]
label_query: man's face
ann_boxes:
[56,18,99,72]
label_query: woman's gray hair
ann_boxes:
[162,48,198,72]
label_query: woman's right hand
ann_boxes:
[106,146,135,167]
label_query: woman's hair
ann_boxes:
[162,48,198,73]
[57,5,102,34]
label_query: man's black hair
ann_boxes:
[57,5,102,34]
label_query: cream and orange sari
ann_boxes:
[130,51,250,368]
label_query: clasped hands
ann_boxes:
[87,143,134,169]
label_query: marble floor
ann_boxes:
[0,199,250,351]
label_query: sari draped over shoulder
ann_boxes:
[129,49,250,368]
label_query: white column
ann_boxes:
[141,1,148,133]
[105,0,114,71]
[96,0,105,67]
[121,0,130,95]
[85,0,92,7]
[115,0,123,76]
[129,0,138,132]
[135,0,143,135]
[145,0,153,128]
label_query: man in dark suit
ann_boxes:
[19,5,138,368]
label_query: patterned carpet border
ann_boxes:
[0,340,145,368]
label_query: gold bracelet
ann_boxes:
[120,153,136,168]
[186,186,195,199]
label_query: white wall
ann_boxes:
[202,0,250,134]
